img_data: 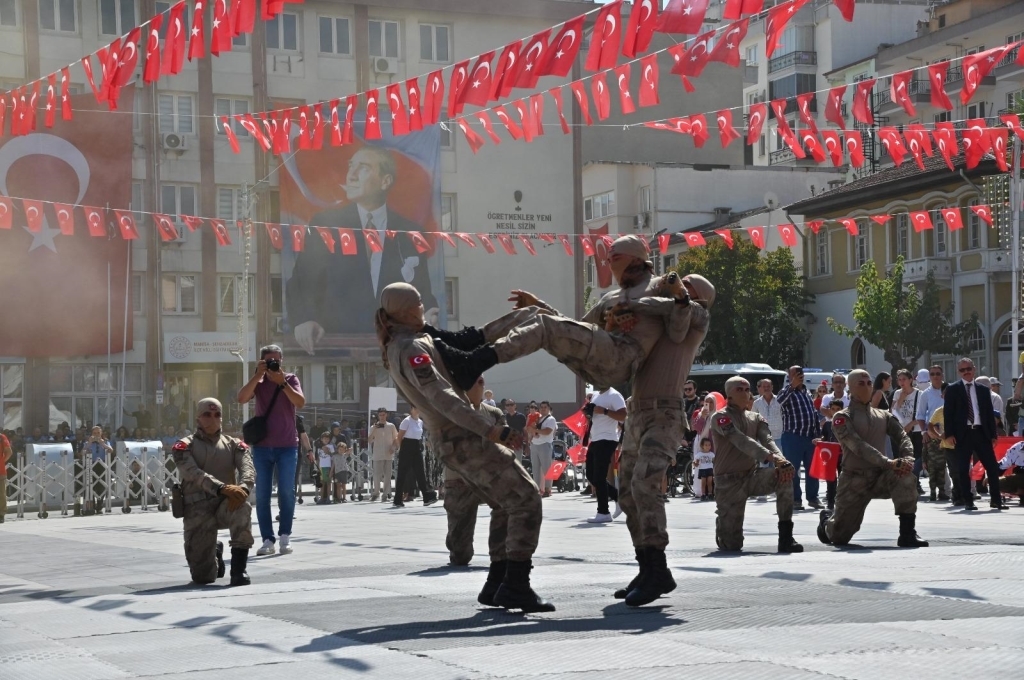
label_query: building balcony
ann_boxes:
[768,147,819,166]
[767,51,817,74]
[902,257,952,285]
[873,79,931,116]
[767,95,817,118]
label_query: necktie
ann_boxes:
[965,383,974,425]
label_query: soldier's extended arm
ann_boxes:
[832,413,891,469]
[172,441,225,496]
[403,340,498,439]
[423,324,487,352]
[233,441,255,492]
[710,413,774,464]
[887,415,914,460]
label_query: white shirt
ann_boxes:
[590,388,626,442]
[357,203,388,295]
[483,398,496,407]
[399,416,423,440]
[916,385,944,423]
[991,392,1003,416]
[752,395,784,440]
[891,388,922,432]
[532,414,557,445]
[820,393,850,411]
[318,443,335,468]
[963,380,981,427]
[695,450,715,470]
[1000,441,1024,470]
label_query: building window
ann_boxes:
[319,16,351,55]
[216,186,240,221]
[814,231,830,276]
[745,46,758,66]
[966,327,986,354]
[218,275,256,315]
[49,363,144,430]
[130,181,144,224]
[773,24,814,56]
[663,254,676,272]
[1,0,19,26]
[639,185,652,213]
[215,98,250,137]
[933,211,948,256]
[99,0,135,36]
[39,0,77,32]
[967,199,983,250]
[161,274,198,314]
[851,338,867,368]
[934,111,951,123]
[160,184,197,224]
[270,275,283,315]
[369,19,399,58]
[420,23,451,63]
[440,194,456,231]
[891,213,909,262]
[155,1,188,39]
[158,93,194,134]
[584,191,615,221]
[324,365,357,402]
[131,272,144,314]
[768,73,816,102]
[585,258,594,286]
[445,278,458,319]
[1,364,23,430]
[440,118,453,148]
[1007,89,1024,112]
[967,102,986,120]
[267,12,299,51]
[852,232,869,270]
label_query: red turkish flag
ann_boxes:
[408,231,433,255]
[112,210,138,240]
[833,0,856,21]
[771,99,794,140]
[870,215,892,226]
[495,234,517,255]
[423,71,444,126]
[477,234,496,254]
[805,220,823,234]
[638,54,660,108]
[264,223,283,248]
[288,224,305,252]
[81,55,100,104]
[614,64,636,115]
[21,199,44,232]
[461,52,495,108]
[542,15,584,77]
[296,106,311,149]
[589,224,613,287]
[671,29,714,78]
[905,124,933,156]
[563,410,588,437]
[51,203,75,235]
[363,229,383,253]
[780,127,806,159]
[689,114,710,148]
[801,130,826,163]
[844,130,865,168]
[211,0,233,56]
[97,38,121,107]
[570,81,593,126]
[84,206,108,237]
[777,223,798,247]
[491,40,522,101]
[343,95,357,144]
[852,78,875,125]
[838,218,858,236]
[724,0,763,19]
[455,232,478,248]
[519,234,537,256]
[221,117,241,153]
[234,0,256,36]
[746,226,766,249]
[447,59,471,116]
[405,79,423,132]
[585,1,622,72]
[143,12,163,83]
[941,208,964,232]
[548,88,570,135]
[210,219,231,246]
[496,106,524,139]
[544,460,568,481]
[825,85,847,130]
[962,46,1008,105]
[1001,113,1024,141]
[624,0,658,58]
[515,30,551,89]
[904,129,926,171]
[796,93,817,135]
[991,127,1009,173]
[766,0,810,56]
[152,214,178,241]
[236,114,267,150]
[336,228,357,255]
[910,211,934,233]
[810,442,841,481]
[928,61,953,110]
[821,130,843,167]
[180,214,203,232]
[592,73,612,121]
[385,84,410,136]
[684,232,706,248]
[657,0,709,35]
[709,19,748,67]
[476,111,503,144]
[60,68,72,121]
[933,122,958,171]
[962,119,991,170]
[310,103,324,150]
[327,100,342,147]
[890,70,916,117]
[513,99,535,142]
[970,204,993,227]
[715,229,734,249]
[558,233,573,256]
[187,0,206,61]
[45,74,57,128]
[315,227,336,254]
[747,102,767,145]
[716,110,741,148]
[580,235,595,256]
[364,90,382,140]
[531,93,545,137]
[878,126,908,167]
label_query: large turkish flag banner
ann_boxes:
[0,93,132,357]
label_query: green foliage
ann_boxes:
[672,239,814,368]
[827,256,979,372]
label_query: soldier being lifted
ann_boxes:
[375,282,554,613]
[709,377,803,553]
[817,370,929,549]
[171,397,255,586]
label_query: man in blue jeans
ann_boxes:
[776,365,822,510]
[237,344,306,556]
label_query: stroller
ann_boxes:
[667,442,693,497]
[551,440,583,493]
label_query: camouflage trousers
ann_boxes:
[490,307,640,391]
[183,497,253,584]
[619,401,684,550]
[1000,471,1024,496]
[443,477,487,566]
[714,466,794,551]
[923,438,948,492]
[435,432,541,562]
[825,464,918,546]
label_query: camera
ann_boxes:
[266,359,281,372]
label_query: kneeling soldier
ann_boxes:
[172,397,255,586]
[710,377,803,553]
[818,370,928,548]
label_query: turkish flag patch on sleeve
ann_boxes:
[409,354,432,368]
[716,416,732,428]
[172,440,189,451]
[832,416,847,427]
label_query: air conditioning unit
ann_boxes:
[272,315,286,334]
[161,133,188,151]
[373,57,399,75]
[169,223,189,244]
[633,212,648,230]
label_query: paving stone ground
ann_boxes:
[2,486,1023,679]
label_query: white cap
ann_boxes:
[975,376,991,388]
[916,368,929,383]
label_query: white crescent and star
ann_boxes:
[750,111,763,129]
[618,73,629,94]
[644,64,654,87]
[525,41,544,70]
[603,14,617,40]
[556,29,576,58]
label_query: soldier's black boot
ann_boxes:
[229,548,251,586]
[493,560,556,613]
[625,547,676,607]
[778,521,804,553]
[216,541,226,579]
[817,510,833,545]
[477,560,507,607]
[614,548,645,599]
[896,514,929,548]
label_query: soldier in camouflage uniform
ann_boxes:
[818,370,929,549]
[709,377,802,553]
[172,398,254,586]
[376,283,553,613]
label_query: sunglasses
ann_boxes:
[200,411,222,418]
[929,372,942,376]
[958,367,974,373]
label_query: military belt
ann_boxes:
[628,397,684,412]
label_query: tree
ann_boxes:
[672,239,814,368]
[827,256,979,373]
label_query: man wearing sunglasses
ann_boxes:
[171,398,255,587]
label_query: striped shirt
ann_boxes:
[776,384,821,438]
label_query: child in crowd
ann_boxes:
[316,432,335,505]
[816,400,845,510]
[695,438,715,501]
[332,435,351,503]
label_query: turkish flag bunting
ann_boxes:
[211,219,232,246]
[328,100,343,146]
[188,0,206,61]
[614,64,636,115]
[455,232,478,248]
[335,228,357,255]
[81,54,100,104]
[797,93,817,135]
[222,117,241,153]
[904,128,927,171]
[580,236,595,256]
[518,234,537,256]
[423,71,444,126]
[805,220,823,234]
[289,224,305,251]
[570,81,593,126]
[770,99,794,140]
[476,111,503,144]
[624,0,658,58]
[709,19,748,67]
[234,0,256,36]
[406,79,423,132]
[28,83,40,131]
[844,130,865,168]
[852,78,875,125]
[801,130,826,163]
[724,0,763,19]
[715,229,734,249]
[19,199,42,232]
[515,30,551,89]
[970,204,993,226]
[780,127,806,159]
[654,233,669,253]
[405,231,430,255]
[542,15,584,76]
[343,95,357,144]
[110,27,141,104]
[905,124,933,156]
[824,85,847,130]
[84,206,107,237]
[45,74,57,128]
[364,91,382,140]
[212,0,234,56]
[671,30,714,78]
[1001,113,1024,141]
[96,39,120,107]
[548,88,571,135]
[586,1,621,72]
[766,0,810,57]
[991,127,1009,173]
[163,3,190,75]
[638,54,660,107]
[315,227,335,253]
[657,0,709,35]
[297,106,311,149]
[890,70,916,117]
[928,61,953,110]
[385,84,410,136]
[154,214,179,241]
[778,224,798,247]
[746,226,766,249]
[933,121,957,171]
[52,203,75,235]
[60,68,72,120]
[278,111,293,154]
[910,210,934,232]
[456,118,485,154]
[448,59,471,115]
[433,232,456,249]
[833,0,856,21]
[491,41,522,100]
[716,109,741,148]
[821,130,843,166]
[240,114,271,150]
[462,52,495,108]
[684,232,706,248]
[838,218,858,236]
[478,234,496,254]
[514,99,536,142]
[870,214,892,226]
[531,94,545,137]
[181,214,204,232]
[496,234,517,255]
[592,73,612,121]
[747,102,767,145]
[143,13,163,83]
[310,103,324,149]
[961,46,1008,105]
[114,210,139,240]
[941,208,964,232]
[558,233,573,256]
[689,114,710,148]
[962,119,991,170]
[878,126,908,166]
[496,106,524,139]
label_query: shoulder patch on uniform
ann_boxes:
[716,415,732,428]
[236,440,249,450]
[409,353,432,368]
[172,440,189,451]
[832,415,847,427]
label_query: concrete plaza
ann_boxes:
[2,488,1023,679]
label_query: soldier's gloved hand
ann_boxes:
[487,425,505,443]
[890,458,914,477]
[774,456,795,482]
[220,484,249,511]
[503,430,524,451]
[508,290,541,310]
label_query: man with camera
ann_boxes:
[237,345,305,557]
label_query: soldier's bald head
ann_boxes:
[724,376,749,404]
[380,283,421,315]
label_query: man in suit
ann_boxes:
[287,145,438,354]
[943,357,1008,510]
